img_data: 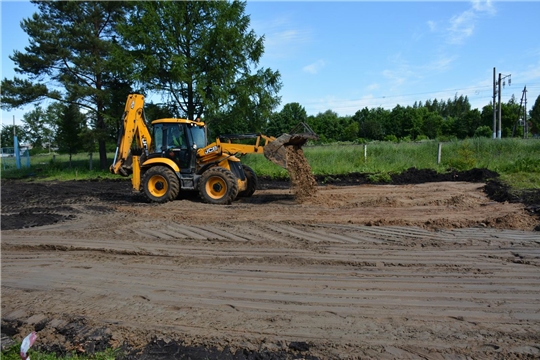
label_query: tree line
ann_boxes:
[2,1,539,167]
[266,94,540,143]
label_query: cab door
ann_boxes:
[164,124,193,172]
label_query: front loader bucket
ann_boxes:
[263,122,319,169]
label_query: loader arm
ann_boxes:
[110,94,153,176]
[197,124,318,170]
[197,134,276,164]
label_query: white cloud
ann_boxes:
[251,15,311,59]
[303,60,325,74]
[471,0,495,14]
[382,69,407,87]
[523,61,540,80]
[426,55,458,72]
[447,0,496,45]
[427,20,437,32]
[380,53,457,92]
[448,9,476,44]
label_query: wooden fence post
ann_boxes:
[437,143,442,164]
[364,144,367,162]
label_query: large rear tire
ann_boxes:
[142,166,180,203]
[199,167,238,205]
[238,164,257,197]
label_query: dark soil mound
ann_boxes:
[122,338,318,360]
[484,179,540,217]
[1,212,74,230]
[456,168,499,182]
[390,167,499,184]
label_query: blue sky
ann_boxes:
[2,1,540,127]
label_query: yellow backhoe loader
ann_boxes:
[110,94,317,204]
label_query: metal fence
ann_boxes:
[1,147,31,170]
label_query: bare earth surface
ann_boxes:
[2,176,540,359]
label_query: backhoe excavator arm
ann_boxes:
[110,94,152,176]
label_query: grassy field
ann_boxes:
[1,342,118,360]
[244,138,540,189]
[1,138,539,189]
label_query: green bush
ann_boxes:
[368,172,391,183]
[400,136,412,142]
[444,141,476,171]
[437,135,458,142]
[474,125,492,138]
[383,134,398,143]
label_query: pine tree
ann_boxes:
[1,1,131,169]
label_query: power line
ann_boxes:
[296,82,540,111]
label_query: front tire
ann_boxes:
[199,167,238,205]
[142,166,180,203]
[238,164,257,197]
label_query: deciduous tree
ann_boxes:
[118,0,281,132]
[529,94,540,135]
[266,103,307,137]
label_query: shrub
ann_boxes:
[400,136,412,142]
[384,134,398,143]
[445,141,476,170]
[368,172,392,183]
[474,125,492,138]
[437,135,458,142]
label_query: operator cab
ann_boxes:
[151,120,207,173]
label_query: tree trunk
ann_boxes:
[96,73,108,170]
[98,140,107,169]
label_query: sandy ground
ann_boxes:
[2,179,540,359]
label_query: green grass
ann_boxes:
[1,342,118,360]
[1,138,539,189]
[242,138,540,189]
[0,152,121,181]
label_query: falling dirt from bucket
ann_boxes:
[285,145,318,201]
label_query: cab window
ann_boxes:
[167,125,187,149]
[190,125,206,149]
[152,124,164,152]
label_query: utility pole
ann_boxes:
[513,86,528,138]
[497,72,511,139]
[492,67,497,139]
[13,115,21,169]
[523,86,528,139]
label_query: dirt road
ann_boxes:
[2,177,540,359]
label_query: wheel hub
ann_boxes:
[212,183,223,192]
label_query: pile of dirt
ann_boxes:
[484,179,540,207]
[285,145,318,201]
[122,338,317,360]
[484,179,540,229]
[312,167,500,186]
[390,167,499,184]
